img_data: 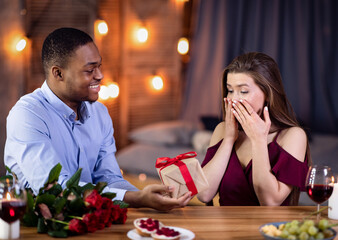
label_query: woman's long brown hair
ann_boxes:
[222,52,311,205]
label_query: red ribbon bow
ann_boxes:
[155,151,197,168]
[156,151,198,196]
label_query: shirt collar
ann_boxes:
[41,81,90,123]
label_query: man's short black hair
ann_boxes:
[42,27,93,77]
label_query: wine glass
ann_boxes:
[0,178,27,238]
[305,165,334,220]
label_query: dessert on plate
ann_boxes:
[133,218,163,237]
[151,226,181,240]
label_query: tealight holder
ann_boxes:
[0,178,26,239]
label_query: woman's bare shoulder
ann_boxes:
[277,127,308,162]
[209,122,225,147]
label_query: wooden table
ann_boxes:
[20,206,338,239]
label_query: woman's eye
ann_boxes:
[227,89,233,93]
[241,91,248,94]
[86,69,94,73]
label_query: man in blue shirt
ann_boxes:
[4,28,191,211]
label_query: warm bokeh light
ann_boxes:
[98,21,108,35]
[108,82,119,98]
[136,27,148,43]
[99,83,119,100]
[99,85,110,100]
[151,75,164,90]
[177,37,189,55]
[138,173,147,182]
[16,37,27,52]
[95,19,108,36]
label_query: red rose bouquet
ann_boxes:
[17,163,128,238]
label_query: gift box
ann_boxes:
[155,152,209,199]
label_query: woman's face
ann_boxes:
[226,73,266,115]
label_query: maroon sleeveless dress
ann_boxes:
[201,131,309,206]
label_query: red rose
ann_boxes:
[110,205,121,222]
[82,213,98,233]
[101,197,114,209]
[94,209,111,230]
[111,205,128,224]
[105,218,112,228]
[68,219,87,234]
[84,190,103,209]
[116,207,128,224]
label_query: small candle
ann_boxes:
[328,183,338,220]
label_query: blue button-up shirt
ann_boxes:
[4,81,138,200]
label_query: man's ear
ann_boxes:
[51,66,63,80]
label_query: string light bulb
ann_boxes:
[136,27,148,43]
[177,37,189,55]
[151,75,164,90]
[95,19,108,36]
[16,37,27,52]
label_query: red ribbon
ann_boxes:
[156,152,198,196]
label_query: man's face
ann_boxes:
[60,42,103,106]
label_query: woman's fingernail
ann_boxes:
[239,99,243,102]
[264,106,268,111]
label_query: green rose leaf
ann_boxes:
[37,217,48,233]
[69,186,83,197]
[26,191,35,211]
[66,168,82,189]
[95,181,107,193]
[53,197,67,214]
[22,211,38,227]
[68,197,85,216]
[48,230,68,238]
[101,192,116,200]
[61,188,71,199]
[36,193,56,208]
[113,200,129,208]
[45,163,62,188]
[47,184,63,197]
[81,183,95,192]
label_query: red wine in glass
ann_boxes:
[0,200,27,224]
[306,184,334,204]
[305,165,334,220]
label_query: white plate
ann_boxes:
[127,226,195,240]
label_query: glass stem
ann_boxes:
[317,204,320,221]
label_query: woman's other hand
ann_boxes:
[223,98,238,144]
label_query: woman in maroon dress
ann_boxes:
[197,52,310,206]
